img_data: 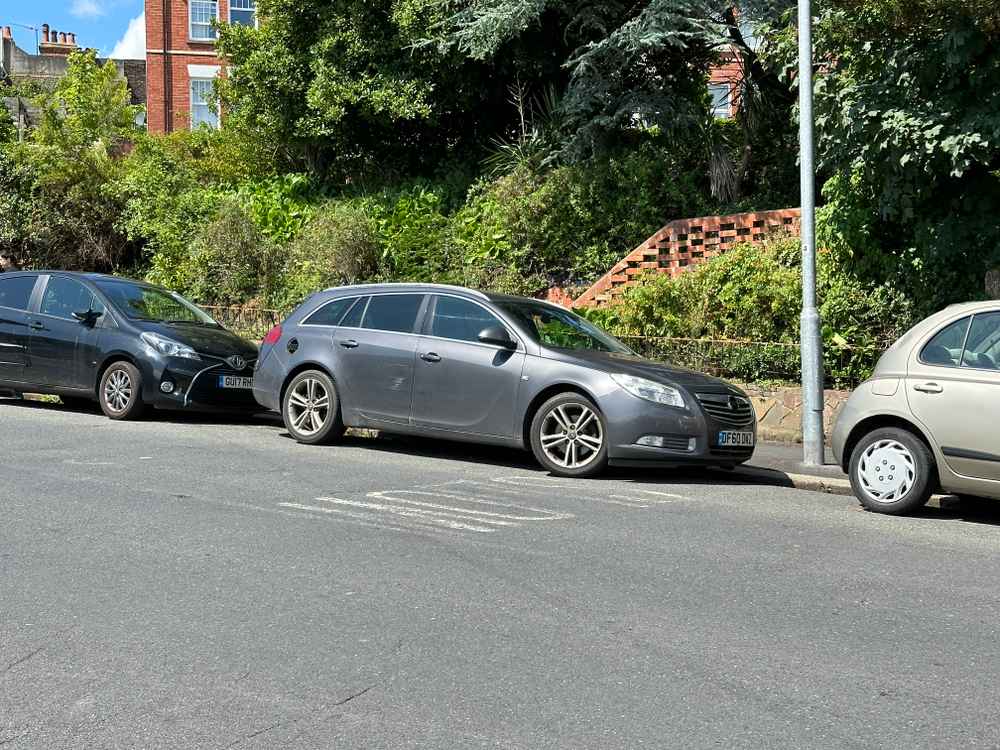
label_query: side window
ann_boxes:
[361,294,425,334]
[0,276,37,311]
[338,296,369,329]
[920,316,970,367]
[962,312,1000,370]
[430,296,503,343]
[40,277,100,321]
[303,297,356,327]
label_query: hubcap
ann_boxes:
[857,439,916,503]
[104,369,132,413]
[287,378,330,437]
[540,403,604,469]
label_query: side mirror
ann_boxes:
[72,310,101,327]
[478,325,516,349]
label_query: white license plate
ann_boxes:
[218,375,253,390]
[718,431,754,447]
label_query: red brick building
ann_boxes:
[145,0,255,134]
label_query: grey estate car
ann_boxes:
[833,301,1000,514]
[253,284,756,478]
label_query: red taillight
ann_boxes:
[262,324,282,346]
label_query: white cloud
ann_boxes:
[110,13,145,60]
[71,0,104,18]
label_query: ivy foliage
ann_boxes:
[803,0,1000,308]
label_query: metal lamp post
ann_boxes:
[798,0,825,466]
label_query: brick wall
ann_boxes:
[146,0,231,134]
[573,208,801,308]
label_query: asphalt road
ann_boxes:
[3,399,1000,749]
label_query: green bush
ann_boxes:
[277,201,380,308]
[608,236,915,385]
[186,198,280,306]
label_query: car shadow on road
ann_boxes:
[1,396,280,426]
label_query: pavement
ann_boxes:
[4,398,1000,748]
[740,442,853,496]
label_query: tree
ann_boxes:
[6,50,143,270]
[804,0,1000,308]
[439,1,725,160]
[216,0,504,178]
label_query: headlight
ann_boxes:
[611,373,686,408]
[141,332,200,360]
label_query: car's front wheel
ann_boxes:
[282,370,345,445]
[530,393,609,478]
[849,427,934,515]
[99,361,147,421]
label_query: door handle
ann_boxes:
[339,339,359,349]
[29,321,44,330]
[914,382,943,394]
[420,352,441,363]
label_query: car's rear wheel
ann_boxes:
[849,427,934,515]
[282,370,344,445]
[99,361,147,421]
[530,393,609,478]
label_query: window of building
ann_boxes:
[229,0,257,27]
[190,0,219,41]
[190,79,219,129]
[709,83,731,119]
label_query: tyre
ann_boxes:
[530,393,609,478]
[849,427,934,515]
[98,361,147,421]
[282,369,345,445]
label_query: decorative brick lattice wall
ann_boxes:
[573,208,801,308]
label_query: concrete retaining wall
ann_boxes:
[742,383,852,443]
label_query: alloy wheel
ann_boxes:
[104,369,133,413]
[287,377,330,437]
[539,402,605,470]
[857,439,916,504]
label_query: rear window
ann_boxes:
[361,294,424,334]
[0,276,36,311]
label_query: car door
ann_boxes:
[28,275,107,389]
[333,293,426,425]
[907,311,1000,481]
[0,274,39,383]
[411,295,525,438]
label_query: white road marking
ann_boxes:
[277,502,464,536]
[281,474,688,536]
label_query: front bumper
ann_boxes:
[601,389,756,467]
[142,355,260,412]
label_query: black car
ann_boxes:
[0,271,259,419]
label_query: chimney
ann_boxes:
[2,26,12,40]
[38,25,79,55]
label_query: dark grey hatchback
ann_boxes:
[0,271,259,419]
[253,284,756,478]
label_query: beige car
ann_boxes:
[832,301,1000,514]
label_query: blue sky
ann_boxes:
[4,0,146,59]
